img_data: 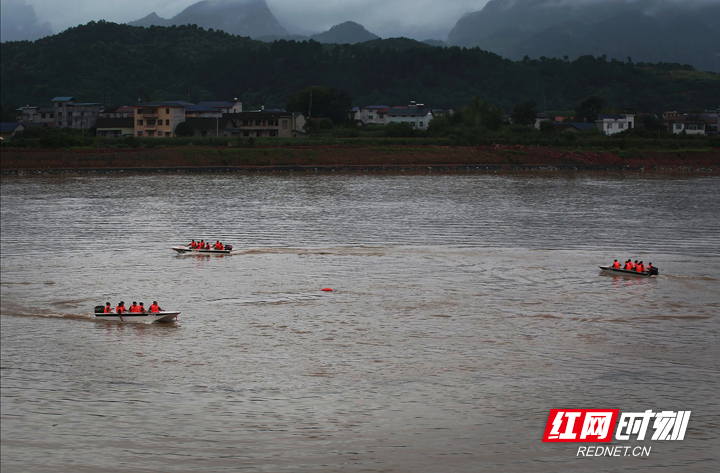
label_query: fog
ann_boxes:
[1,0,492,41]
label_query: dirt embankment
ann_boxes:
[1,145,718,173]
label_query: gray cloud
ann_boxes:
[1,0,53,42]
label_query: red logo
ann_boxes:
[543,409,619,442]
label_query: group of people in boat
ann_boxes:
[610,259,653,273]
[103,301,163,314]
[189,239,228,251]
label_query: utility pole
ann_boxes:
[308,89,312,119]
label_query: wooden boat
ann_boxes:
[172,244,233,254]
[599,265,659,277]
[94,306,179,322]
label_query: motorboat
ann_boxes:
[599,265,659,277]
[94,306,179,322]
[172,244,233,254]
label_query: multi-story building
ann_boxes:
[133,102,187,137]
[596,114,635,135]
[52,97,102,129]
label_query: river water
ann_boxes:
[1,172,718,472]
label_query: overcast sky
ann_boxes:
[2,0,493,40]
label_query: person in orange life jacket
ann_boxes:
[199,240,205,249]
[104,302,112,313]
[190,239,197,249]
[205,242,210,249]
[636,261,645,272]
[624,260,633,270]
[214,240,220,249]
[150,301,162,313]
[633,260,639,270]
[115,301,126,313]
[647,262,653,272]
[129,301,139,313]
[139,302,146,314]
[612,259,621,268]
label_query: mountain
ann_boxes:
[310,21,379,44]
[447,0,720,72]
[1,0,53,42]
[128,0,287,39]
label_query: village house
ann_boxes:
[596,114,635,135]
[183,111,306,138]
[52,97,102,129]
[16,105,56,125]
[196,99,243,114]
[133,102,187,137]
[668,120,706,135]
[96,118,135,137]
[1,122,25,140]
[386,102,434,130]
[350,105,390,126]
[533,113,554,128]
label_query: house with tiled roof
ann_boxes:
[196,99,243,114]
[0,122,25,140]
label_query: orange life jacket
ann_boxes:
[150,303,160,313]
[130,305,139,313]
[625,262,632,270]
[613,261,621,268]
[191,241,197,248]
[104,305,112,313]
[116,306,124,313]
[637,264,645,272]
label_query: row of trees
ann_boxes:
[2,21,719,115]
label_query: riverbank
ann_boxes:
[1,145,718,174]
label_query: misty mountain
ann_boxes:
[310,22,379,44]
[1,0,53,42]
[129,0,288,39]
[447,0,720,72]
[257,21,380,45]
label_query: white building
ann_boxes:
[386,102,434,130]
[350,105,390,125]
[669,120,706,135]
[596,114,635,135]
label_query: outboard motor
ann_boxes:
[225,245,233,251]
[94,305,105,314]
[650,267,659,276]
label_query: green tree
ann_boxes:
[575,95,605,123]
[511,100,537,126]
[174,121,194,137]
[539,120,555,135]
[286,86,352,125]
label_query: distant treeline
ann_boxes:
[2,21,719,114]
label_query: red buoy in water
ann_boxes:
[322,288,333,292]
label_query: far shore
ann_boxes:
[1,145,718,175]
